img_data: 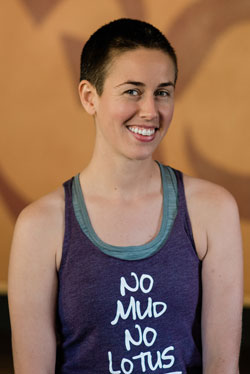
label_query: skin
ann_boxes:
[8,48,243,373]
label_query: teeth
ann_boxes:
[128,127,155,136]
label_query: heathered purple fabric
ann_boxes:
[56,169,202,374]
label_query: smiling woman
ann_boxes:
[8,18,243,374]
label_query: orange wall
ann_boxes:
[1,0,250,304]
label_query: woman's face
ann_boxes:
[93,48,176,161]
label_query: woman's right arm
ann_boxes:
[8,190,64,374]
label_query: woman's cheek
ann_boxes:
[114,101,138,121]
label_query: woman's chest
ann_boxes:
[83,193,163,246]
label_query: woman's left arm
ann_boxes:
[201,188,243,374]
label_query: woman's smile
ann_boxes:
[127,125,157,142]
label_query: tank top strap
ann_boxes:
[61,178,74,270]
[172,168,196,251]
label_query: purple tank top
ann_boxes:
[56,169,202,374]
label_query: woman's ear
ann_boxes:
[78,80,97,115]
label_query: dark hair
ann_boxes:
[80,18,178,95]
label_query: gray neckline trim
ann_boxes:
[72,162,178,260]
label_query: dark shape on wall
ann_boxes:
[61,35,84,99]
[20,0,63,23]
[0,168,29,220]
[185,130,250,220]
[118,0,146,20]
[168,0,250,98]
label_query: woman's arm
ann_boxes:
[201,186,243,373]
[8,190,64,374]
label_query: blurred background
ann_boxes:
[0,0,250,372]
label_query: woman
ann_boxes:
[8,18,243,373]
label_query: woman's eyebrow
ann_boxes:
[158,82,175,88]
[115,80,175,88]
[115,81,144,87]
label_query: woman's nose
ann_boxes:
[139,95,158,121]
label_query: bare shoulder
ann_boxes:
[10,186,65,270]
[183,173,239,217]
[16,186,65,229]
[182,174,240,259]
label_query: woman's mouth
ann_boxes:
[127,126,158,142]
[127,126,156,136]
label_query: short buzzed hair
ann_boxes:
[80,18,178,95]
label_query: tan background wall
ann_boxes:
[1,0,250,304]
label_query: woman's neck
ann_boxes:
[79,152,161,200]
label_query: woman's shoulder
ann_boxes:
[165,165,238,213]
[11,186,66,269]
[182,172,238,214]
[16,186,65,231]
[178,172,240,260]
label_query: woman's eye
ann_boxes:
[125,89,139,96]
[156,90,170,97]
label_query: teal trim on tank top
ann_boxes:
[72,162,178,260]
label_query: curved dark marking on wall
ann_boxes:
[117,0,146,20]
[61,35,84,100]
[0,167,29,220]
[20,0,63,23]
[185,130,250,220]
[167,0,250,97]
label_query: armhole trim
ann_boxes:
[58,178,74,273]
[172,169,198,257]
